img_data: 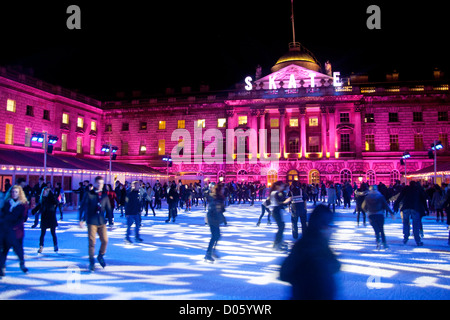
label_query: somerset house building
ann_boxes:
[0,38,449,191]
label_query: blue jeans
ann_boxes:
[126,215,140,240]
[402,209,421,244]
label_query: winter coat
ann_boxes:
[79,189,112,225]
[125,190,141,215]
[327,187,337,204]
[40,192,58,229]
[431,190,445,210]
[0,199,28,239]
[394,185,428,216]
[167,187,179,205]
[362,190,393,216]
[354,189,368,211]
[280,232,341,300]
[206,194,226,227]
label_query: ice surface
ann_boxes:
[1,201,449,300]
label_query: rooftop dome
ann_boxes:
[271,42,321,73]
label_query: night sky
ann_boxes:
[0,1,448,100]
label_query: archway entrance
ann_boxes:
[309,169,320,184]
[287,169,299,184]
[267,169,278,187]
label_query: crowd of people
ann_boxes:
[1,175,450,299]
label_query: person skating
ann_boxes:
[394,181,428,246]
[166,183,179,223]
[257,197,272,226]
[204,183,226,262]
[362,185,393,250]
[269,181,291,251]
[0,185,29,276]
[124,181,144,243]
[289,181,307,239]
[38,187,59,253]
[354,185,368,227]
[280,205,340,300]
[79,176,112,271]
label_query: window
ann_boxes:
[340,134,350,152]
[90,139,96,155]
[26,105,34,117]
[290,118,298,127]
[121,122,129,131]
[178,120,185,129]
[413,112,423,122]
[6,99,16,112]
[25,128,31,147]
[61,134,67,152]
[270,118,279,128]
[365,134,375,151]
[414,133,423,151]
[139,144,147,155]
[76,136,83,154]
[309,117,318,126]
[439,133,448,149]
[289,137,299,153]
[238,116,247,126]
[340,113,350,123]
[105,124,112,132]
[308,136,320,152]
[365,113,375,123]
[197,119,206,128]
[158,139,165,155]
[389,113,399,122]
[267,169,278,187]
[309,170,320,185]
[340,169,352,184]
[139,122,147,130]
[158,120,166,130]
[121,141,129,155]
[62,113,69,124]
[77,117,84,128]
[5,124,13,145]
[390,169,400,185]
[366,170,376,185]
[217,118,226,128]
[287,169,299,184]
[438,111,448,122]
[43,110,50,121]
[389,134,399,151]
[91,121,97,131]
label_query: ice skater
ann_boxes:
[38,187,59,253]
[204,183,226,262]
[269,181,291,251]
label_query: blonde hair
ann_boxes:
[5,185,28,205]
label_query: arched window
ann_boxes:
[217,170,226,183]
[390,169,400,185]
[287,169,299,184]
[366,170,376,186]
[267,169,278,187]
[340,169,352,184]
[309,169,320,184]
[237,169,247,182]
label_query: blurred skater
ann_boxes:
[204,183,226,262]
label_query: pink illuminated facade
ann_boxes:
[1,42,450,188]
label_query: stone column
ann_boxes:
[354,103,363,157]
[279,107,286,157]
[258,109,266,155]
[328,106,336,157]
[321,106,328,157]
[299,106,307,158]
[226,109,235,162]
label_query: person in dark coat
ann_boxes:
[125,181,143,243]
[280,205,340,300]
[0,185,29,276]
[79,176,111,271]
[166,183,179,223]
[288,181,308,239]
[269,181,291,251]
[354,185,368,226]
[38,187,59,253]
[204,183,226,262]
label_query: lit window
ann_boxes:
[159,121,166,130]
[238,116,247,126]
[76,136,83,154]
[90,139,96,155]
[197,119,205,128]
[5,124,13,145]
[217,118,226,128]
[158,139,165,155]
[309,117,318,127]
[62,113,69,124]
[140,145,147,155]
[270,118,279,128]
[77,117,84,128]
[178,120,185,129]
[91,121,97,131]
[308,136,320,152]
[25,128,31,147]
[290,118,298,127]
[365,134,375,151]
[61,134,67,152]
[6,99,16,112]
